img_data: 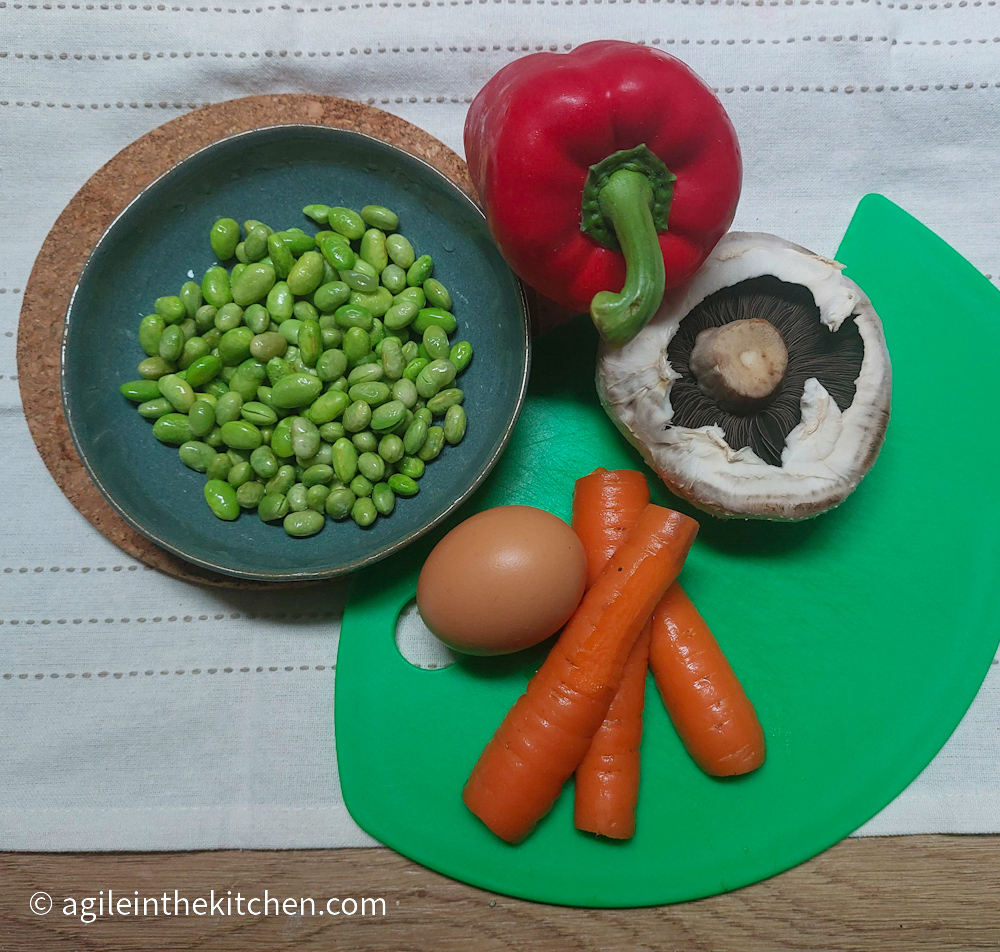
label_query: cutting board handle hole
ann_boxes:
[395,599,458,671]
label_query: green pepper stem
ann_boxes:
[589,169,666,346]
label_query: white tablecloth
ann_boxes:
[2,3,1000,849]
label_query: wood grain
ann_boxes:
[16,94,472,589]
[2,839,999,951]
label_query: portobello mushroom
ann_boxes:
[597,232,891,520]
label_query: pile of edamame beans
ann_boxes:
[119,203,471,537]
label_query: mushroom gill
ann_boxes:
[666,276,866,466]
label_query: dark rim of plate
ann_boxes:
[60,124,532,583]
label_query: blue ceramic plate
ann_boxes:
[62,125,530,581]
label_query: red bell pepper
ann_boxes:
[464,41,742,345]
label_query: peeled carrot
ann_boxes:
[463,504,699,844]
[649,583,765,777]
[571,467,652,839]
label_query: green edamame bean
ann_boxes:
[415,359,456,399]
[154,295,186,324]
[249,445,279,479]
[248,331,287,361]
[322,486,354,520]
[332,438,359,483]
[383,300,418,332]
[286,251,326,297]
[422,278,452,311]
[305,484,330,512]
[401,341,420,363]
[349,287,393,318]
[414,406,433,424]
[360,204,399,231]
[377,434,404,464]
[418,425,445,461]
[195,304,218,332]
[188,399,216,437]
[380,263,407,294]
[422,325,451,360]
[138,314,165,356]
[280,229,315,256]
[329,375,349,393]
[339,269,378,294]
[444,405,467,445]
[319,421,346,442]
[179,336,210,370]
[210,218,241,260]
[450,340,473,375]
[241,401,278,426]
[357,451,385,482]
[406,254,433,287]
[266,464,296,496]
[370,399,407,433]
[318,234,356,271]
[236,480,265,509]
[396,455,424,480]
[214,391,243,425]
[347,363,385,386]
[350,474,374,499]
[179,280,203,318]
[386,233,415,270]
[306,388,350,425]
[391,377,419,408]
[314,281,352,314]
[221,420,263,450]
[316,348,348,383]
[120,379,161,402]
[303,203,330,224]
[413,307,457,335]
[378,338,405,382]
[266,357,292,388]
[179,318,197,341]
[206,452,232,481]
[202,266,232,307]
[402,417,428,455]
[285,482,309,512]
[178,440,215,473]
[227,369,261,403]
[350,431,377,454]
[283,509,324,537]
[266,280,294,322]
[396,286,426,310]
[289,416,321,459]
[426,388,464,415]
[342,326,372,363]
[327,206,366,241]
[137,397,172,419]
[227,460,252,488]
[242,303,270,335]
[157,373,196,412]
[271,373,323,409]
[333,303,374,332]
[270,417,294,458]
[231,262,276,307]
[302,463,335,487]
[213,302,244,332]
[277,319,303,347]
[298,320,322,367]
[388,473,420,497]
[218,326,253,366]
[351,496,378,527]
[151,413,191,445]
[204,479,239,520]
[342,400,372,433]
[258,492,289,522]
[403,357,430,384]
[371,481,395,516]
[348,382,390,407]
[243,224,270,263]
[264,231,294,279]
[359,228,388,273]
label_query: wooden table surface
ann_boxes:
[2,838,999,951]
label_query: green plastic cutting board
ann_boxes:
[336,195,1000,907]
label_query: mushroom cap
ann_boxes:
[596,232,892,520]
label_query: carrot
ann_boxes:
[571,467,652,839]
[463,504,699,843]
[648,583,765,777]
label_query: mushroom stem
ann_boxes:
[689,318,789,414]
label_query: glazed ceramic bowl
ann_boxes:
[62,125,530,581]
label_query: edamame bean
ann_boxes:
[241,401,278,426]
[359,228,388,272]
[342,326,372,363]
[406,254,433,287]
[306,484,330,512]
[243,224,270,262]
[177,440,215,473]
[339,269,378,294]
[121,379,162,403]
[356,451,385,482]
[418,425,445,461]
[266,231,295,279]
[383,300,418,331]
[415,359,456,398]
[232,262,276,307]
[332,438,358,483]
[249,331,287,361]
[206,452,232,481]
[236,480,265,509]
[316,348,348,382]
[303,203,330,224]
[271,373,323,409]
[348,382,390,407]
[139,314,166,356]
[444,405,467,445]
[265,464,296,496]
[423,278,452,311]
[179,336,210,370]
[360,204,399,231]
[402,357,429,383]
[204,479,239,520]
[350,496,377,527]
[277,318,303,346]
[380,263,407,294]
[188,399,216,437]
[155,295,186,324]
[391,377,419,408]
[270,417,294,458]
[388,473,420,497]
[318,234,356,271]
[286,251,326,297]
[179,280,203,319]
[283,509,324,537]
[396,455,424,480]
[327,206,366,241]
[137,397,172,419]
[314,281,351,313]
[221,420,263,451]
[370,399,407,433]
[347,363,385,386]
[158,373,196,412]
[258,492,290,522]
[426,388,464,415]
[396,286,426,310]
[414,406,433,425]
[422,325,451,360]
[342,400,372,433]
[334,303,374,331]
[214,302,244,332]
[350,474,374,498]
[306,389,350,425]
[218,326,254,366]
[214,391,243,425]
[386,233,415,269]
[302,463,334,487]
[202,266,232,307]
[323,486,354,520]
[242,303,269,334]
[266,280,294,322]
[298,320,322,367]
[377,434,404,464]
[402,417,428,455]
[413,307,457,335]
[286,483,310,512]
[319,421,346,442]
[350,287,393,318]
[210,218,241,260]
[195,304,218,332]
[290,416,321,459]
[249,445,279,479]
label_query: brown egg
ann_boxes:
[417,505,588,656]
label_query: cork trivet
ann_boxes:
[17,95,475,589]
